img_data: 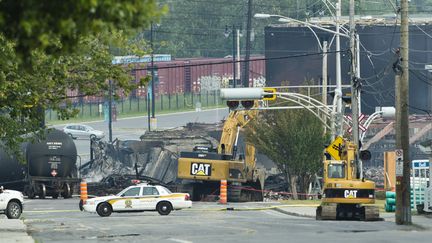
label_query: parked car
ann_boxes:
[62,124,105,140]
[0,186,24,219]
[82,183,192,217]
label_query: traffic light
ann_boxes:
[262,88,276,101]
[220,87,278,110]
[227,100,240,110]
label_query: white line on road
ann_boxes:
[168,238,193,243]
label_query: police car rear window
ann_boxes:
[143,187,159,196]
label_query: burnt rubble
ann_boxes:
[80,123,221,195]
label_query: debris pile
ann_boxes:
[80,123,221,195]
[364,166,384,188]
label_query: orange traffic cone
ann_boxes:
[80,179,88,202]
[219,180,227,204]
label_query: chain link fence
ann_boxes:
[45,91,223,122]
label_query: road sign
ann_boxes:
[347,113,366,133]
[395,149,403,176]
[326,136,344,160]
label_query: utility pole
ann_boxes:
[108,79,113,142]
[236,28,241,85]
[242,0,253,88]
[150,23,157,130]
[349,0,360,158]
[322,40,328,133]
[396,0,412,225]
[335,0,343,136]
[232,25,237,88]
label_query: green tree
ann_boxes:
[0,0,165,152]
[246,109,328,199]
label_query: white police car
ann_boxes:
[82,183,192,217]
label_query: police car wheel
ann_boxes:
[157,201,172,216]
[97,203,112,217]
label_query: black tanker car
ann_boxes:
[0,129,79,199]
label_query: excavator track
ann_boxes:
[316,204,337,220]
[363,205,380,221]
[317,204,380,221]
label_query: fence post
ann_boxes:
[81,101,84,117]
[176,93,179,109]
[161,94,163,111]
[168,94,171,110]
[121,98,124,114]
[184,92,186,108]
[137,96,140,112]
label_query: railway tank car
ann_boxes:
[0,129,79,199]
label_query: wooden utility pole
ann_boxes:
[349,0,360,155]
[396,0,412,225]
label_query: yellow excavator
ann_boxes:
[316,137,380,220]
[177,104,265,202]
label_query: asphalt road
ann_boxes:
[22,198,432,243]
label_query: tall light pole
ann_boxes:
[335,0,342,129]
[254,13,349,138]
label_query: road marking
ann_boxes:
[168,238,193,243]
[263,210,289,217]
[25,209,80,213]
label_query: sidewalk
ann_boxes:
[273,204,432,229]
[0,218,34,243]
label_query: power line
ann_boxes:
[131,49,348,71]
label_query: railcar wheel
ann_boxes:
[39,184,46,199]
[62,183,72,198]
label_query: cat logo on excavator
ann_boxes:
[190,163,211,176]
[344,190,358,198]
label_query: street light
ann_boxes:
[254,12,350,138]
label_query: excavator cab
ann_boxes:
[327,161,346,179]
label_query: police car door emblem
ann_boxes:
[125,199,133,208]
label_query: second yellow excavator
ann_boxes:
[316,137,380,220]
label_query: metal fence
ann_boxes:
[45,91,223,122]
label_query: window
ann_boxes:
[328,163,345,179]
[122,187,141,197]
[159,187,172,194]
[142,187,159,196]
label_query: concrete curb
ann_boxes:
[272,207,315,219]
